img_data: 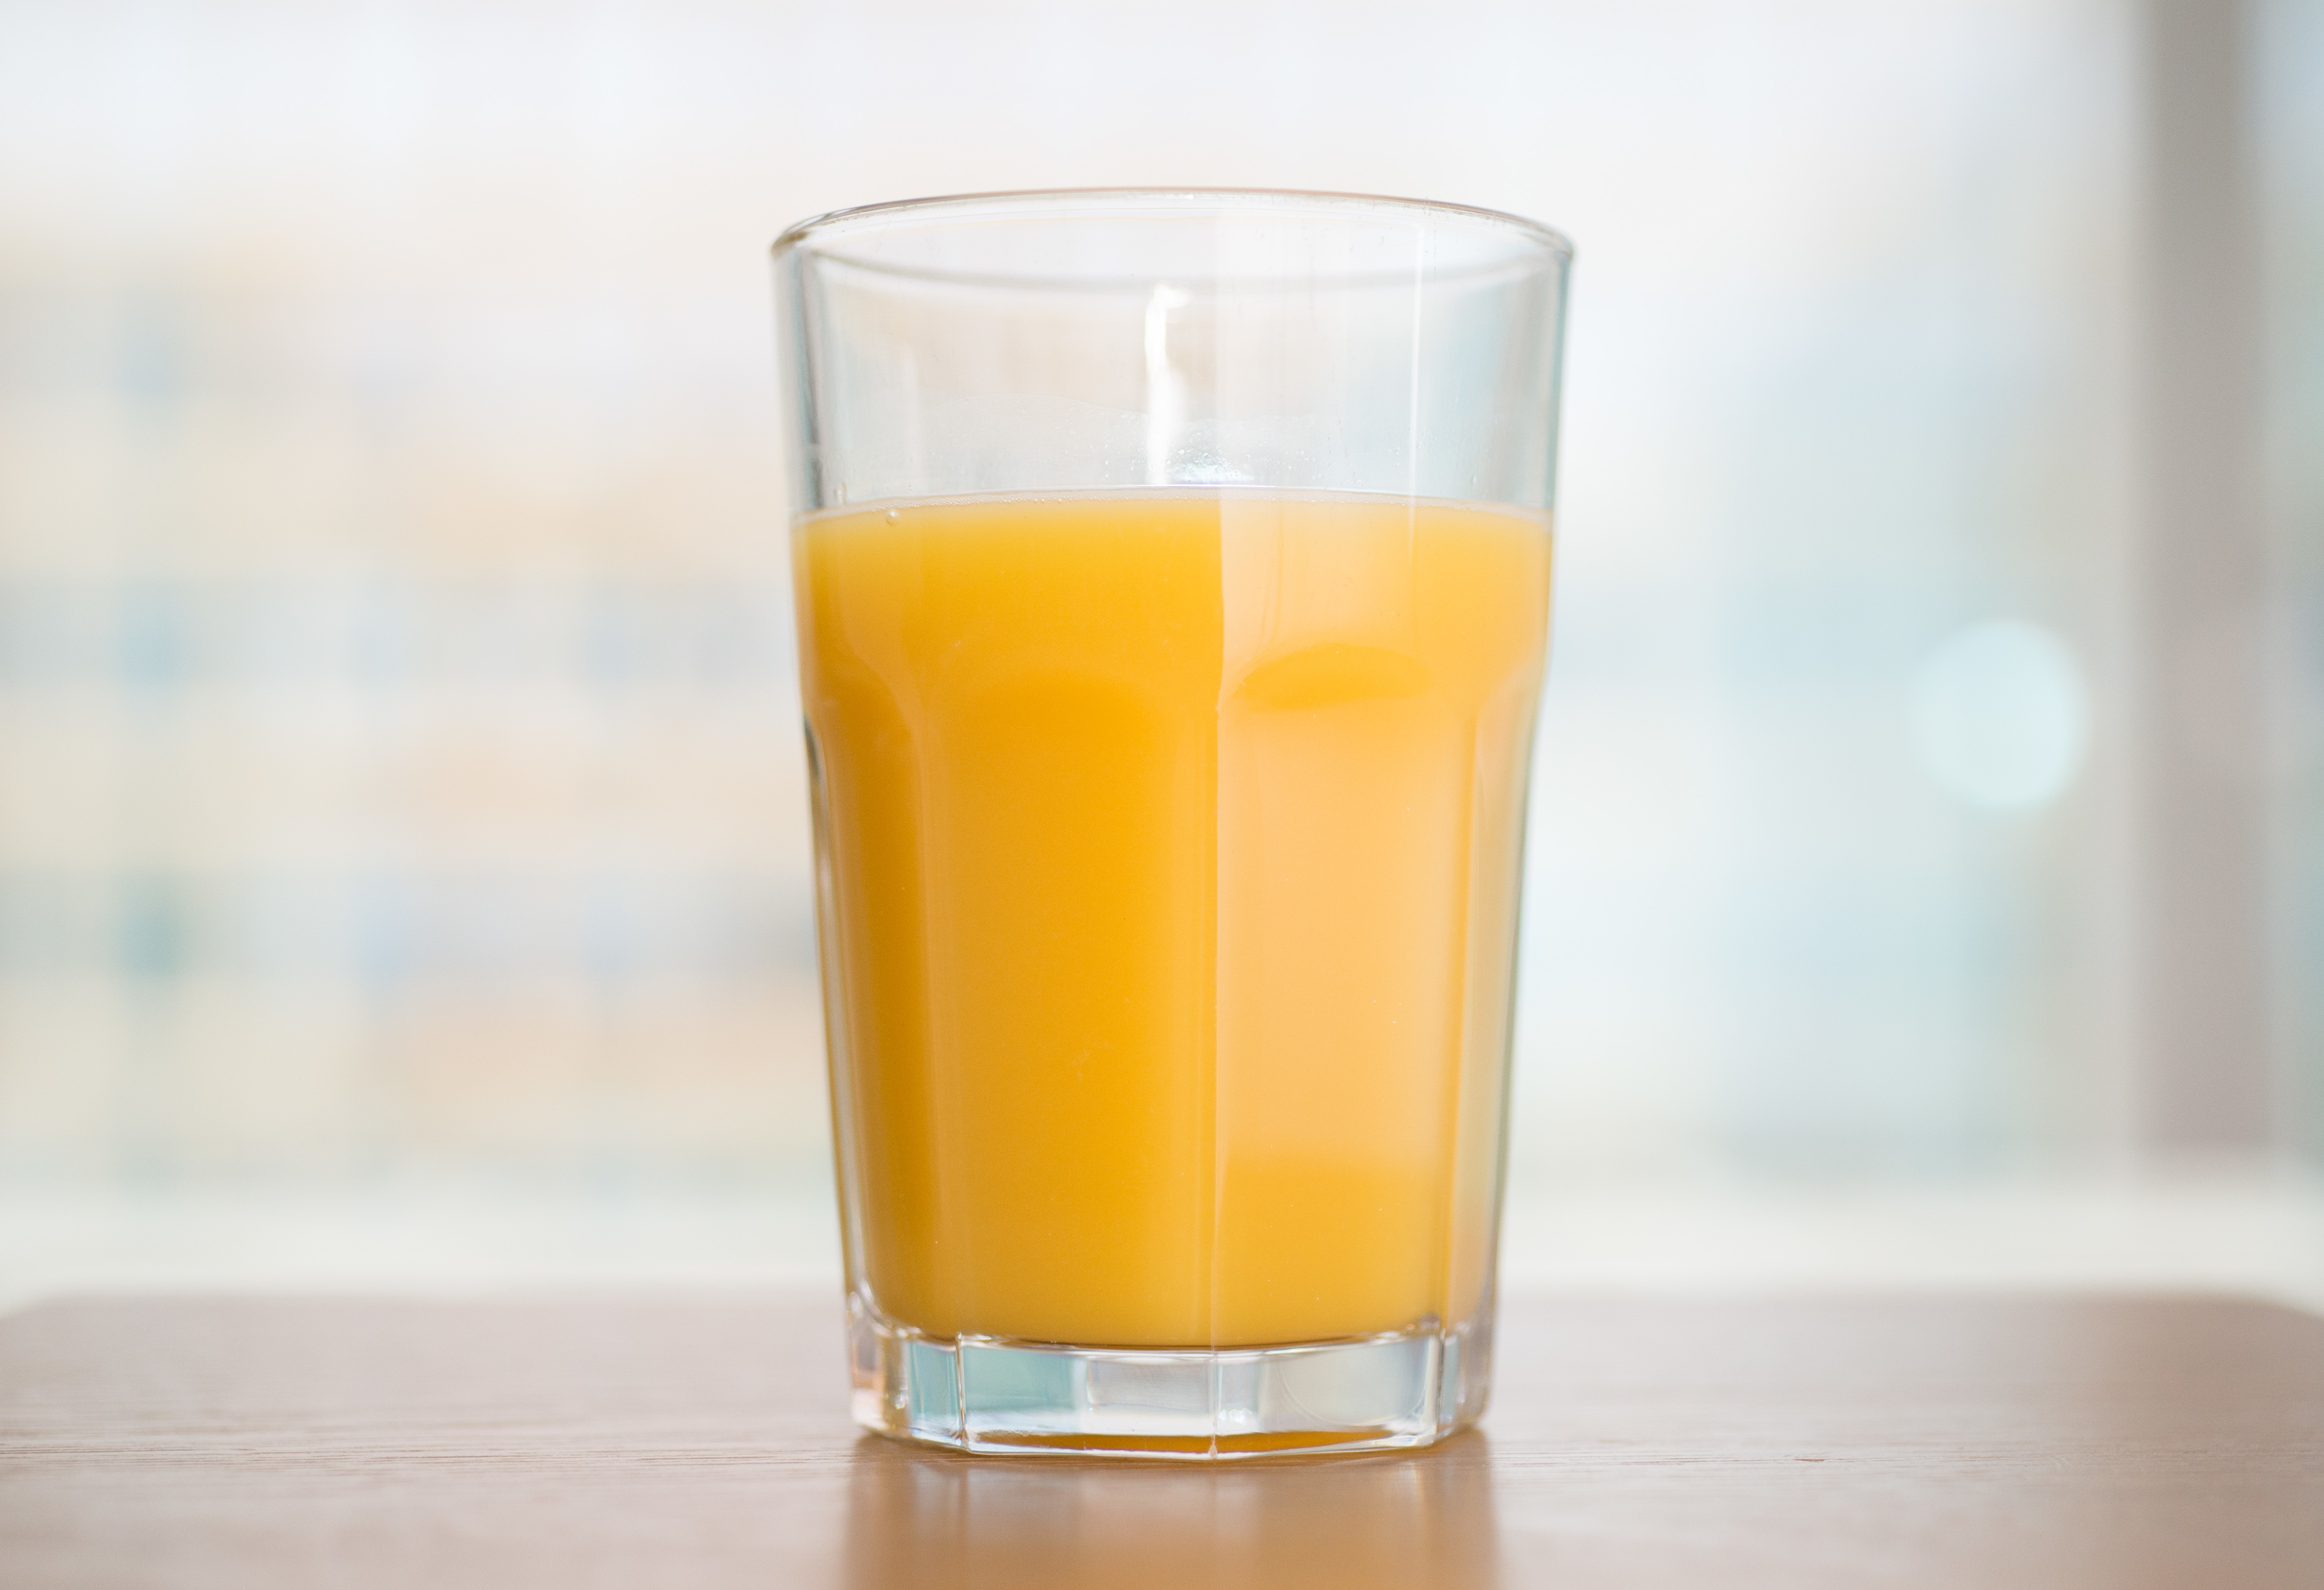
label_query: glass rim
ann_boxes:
[771,186,1575,285]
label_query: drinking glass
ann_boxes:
[773,189,1571,1458]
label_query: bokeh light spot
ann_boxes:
[1910,621,2088,810]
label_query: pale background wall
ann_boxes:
[0,0,2316,1307]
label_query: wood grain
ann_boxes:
[2,1293,2318,1589]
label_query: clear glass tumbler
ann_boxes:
[773,189,1571,1458]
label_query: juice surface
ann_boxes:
[795,491,1551,1348]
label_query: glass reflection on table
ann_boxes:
[844,1430,1499,1588]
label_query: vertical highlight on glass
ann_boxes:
[774,189,1572,1458]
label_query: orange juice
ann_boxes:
[795,491,1551,1349]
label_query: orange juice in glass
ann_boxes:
[775,190,1570,1458]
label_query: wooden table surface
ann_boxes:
[3,1291,2319,1589]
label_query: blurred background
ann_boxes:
[2,0,2318,1310]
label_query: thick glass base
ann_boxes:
[846,1294,1494,1460]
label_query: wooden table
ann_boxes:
[3,1292,2319,1588]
